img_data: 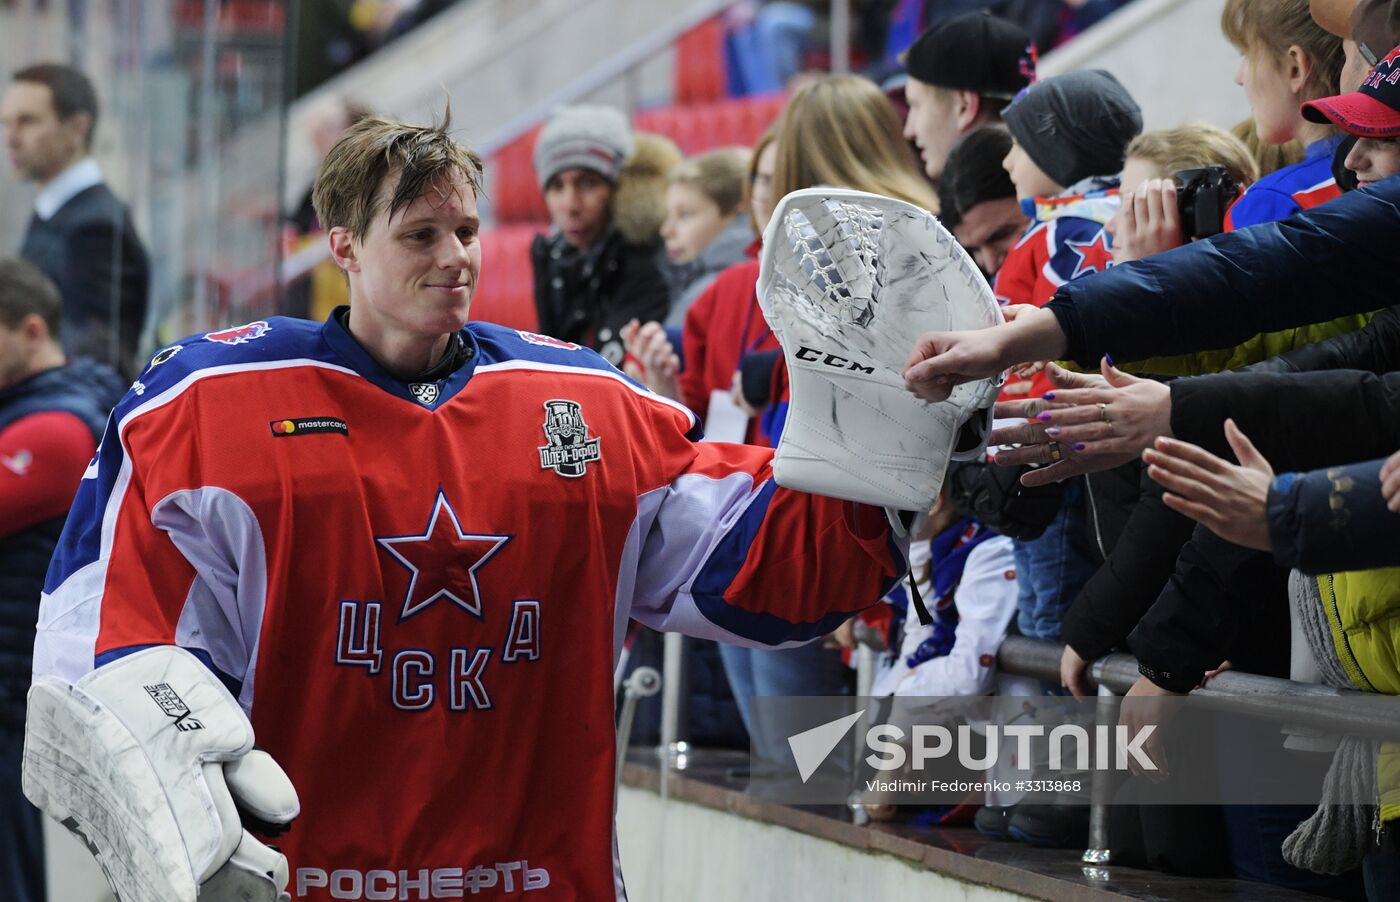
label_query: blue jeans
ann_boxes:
[718,641,849,764]
[0,728,45,902]
[1012,478,1098,642]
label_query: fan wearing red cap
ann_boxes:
[1303,42,1400,185]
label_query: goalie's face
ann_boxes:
[331,170,482,358]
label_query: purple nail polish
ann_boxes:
[1046,427,1061,437]
[1036,412,1052,422]
[1073,443,1086,451]
[1043,392,1055,400]
[1104,353,1115,366]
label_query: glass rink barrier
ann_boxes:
[0,0,292,374]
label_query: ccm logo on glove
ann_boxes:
[795,346,874,375]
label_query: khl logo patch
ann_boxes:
[410,383,440,406]
[538,400,602,478]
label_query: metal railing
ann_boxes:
[653,631,1400,867]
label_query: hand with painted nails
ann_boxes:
[988,360,1155,485]
[1382,449,1400,514]
[1014,356,1171,455]
[903,305,1067,402]
[1142,419,1273,551]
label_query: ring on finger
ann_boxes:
[1097,402,1110,423]
[1048,442,1063,463]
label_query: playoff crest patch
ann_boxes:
[538,400,601,477]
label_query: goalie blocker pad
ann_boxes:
[23,645,298,902]
[758,187,1003,510]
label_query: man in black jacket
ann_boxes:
[0,259,126,902]
[530,105,669,366]
[3,63,149,378]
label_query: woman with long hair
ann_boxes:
[770,74,938,212]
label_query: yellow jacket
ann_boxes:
[1318,569,1400,823]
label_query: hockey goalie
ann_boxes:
[23,116,994,901]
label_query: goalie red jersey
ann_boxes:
[34,312,904,900]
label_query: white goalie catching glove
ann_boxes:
[758,187,1004,510]
[23,645,299,902]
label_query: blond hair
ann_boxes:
[312,108,483,242]
[771,75,939,212]
[1221,0,1343,103]
[1125,122,1260,189]
[669,147,752,216]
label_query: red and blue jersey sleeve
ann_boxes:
[623,398,906,647]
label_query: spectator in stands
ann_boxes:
[936,126,1067,549]
[993,69,1141,657]
[1107,122,1258,264]
[3,63,150,379]
[623,146,755,401]
[870,500,1018,703]
[661,146,754,326]
[0,259,126,902]
[1220,0,1345,229]
[902,58,1398,894]
[531,106,673,365]
[860,493,1019,830]
[624,130,780,438]
[901,11,1036,184]
[724,1,820,95]
[936,125,1028,279]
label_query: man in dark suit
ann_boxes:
[3,63,149,378]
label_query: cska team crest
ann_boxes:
[538,400,601,477]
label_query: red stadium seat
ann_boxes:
[471,224,543,332]
[674,18,726,105]
[489,128,548,225]
[633,93,786,156]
